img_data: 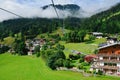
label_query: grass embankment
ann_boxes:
[0,53,120,80]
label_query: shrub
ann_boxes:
[47,50,66,70]
[56,44,65,50]
[89,35,95,41]
[55,58,64,67]
[40,50,46,59]
[97,70,103,75]
[63,60,71,68]
[36,52,40,57]
[47,55,56,70]
[81,62,89,66]
[69,54,81,60]
[0,45,10,54]
[77,64,84,69]
[79,58,84,63]
[94,49,99,54]
[34,45,40,53]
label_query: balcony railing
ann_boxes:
[92,66,119,70]
[99,66,119,70]
[97,54,120,57]
[99,59,120,63]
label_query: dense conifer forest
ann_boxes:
[0,3,120,40]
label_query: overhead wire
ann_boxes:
[51,0,59,18]
[0,8,24,18]
[0,1,59,19]
[51,0,66,34]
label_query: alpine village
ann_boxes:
[0,1,120,80]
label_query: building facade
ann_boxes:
[91,43,120,76]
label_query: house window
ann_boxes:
[113,46,117,48]
[103,57,109,60]
[112,63,117,66]
[111,57,117,60]
[104,63,108,66]
[112,51,114,54]
[104,63,117,66]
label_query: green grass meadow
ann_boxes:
[0,53,120,80]
[60,38,106,57]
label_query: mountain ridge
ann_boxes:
[41,4,86,18]
[42,4,80,11]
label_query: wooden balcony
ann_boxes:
[92,66,119,70]
[99,66,119,70]
[97,54,120,57]
[99,59,120,63]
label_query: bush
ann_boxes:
[36,52,40,57]
[94,49,99,54]
[0,45,10,54]
[56,44,65,50]
[89,35,95,41]
[86,70,92,73]
[81,62,90,66]
[77,64,84,69]
[79,58,84,63]
[40,50,46,59]
[69,54,81,60]
[47,55,56,70]
[63,60,71,68]
[34,45,40,53]
[97,70,103,75]
[55,58,64,67]
[55,50,66,59]
[47,50,66,70]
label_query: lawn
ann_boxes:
[0,53,120,80]
[60,38,106,57]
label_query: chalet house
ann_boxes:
[107,37,118,44]
[91,42,120,76]
[90,32,103,39]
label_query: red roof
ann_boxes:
[84,54,98,62]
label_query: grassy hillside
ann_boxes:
[102,11,120,22]
[0,53,120,80]
[60,38,106,57]
[36,28,70,38]
[0,37,15,45]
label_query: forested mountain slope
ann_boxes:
[0,3,120,40]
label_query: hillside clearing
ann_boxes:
[0,37,15,45]
[60,38,106,57]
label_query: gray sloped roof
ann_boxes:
[98,42,120,50]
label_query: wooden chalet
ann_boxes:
[91,42,120,76]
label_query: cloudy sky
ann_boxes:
[0,0,120,21]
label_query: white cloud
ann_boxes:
[77,0,120,12]
[0,0,120,21]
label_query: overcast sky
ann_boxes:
[0,0,120,21]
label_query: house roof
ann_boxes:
[92,32,103,36]
[84,54,98,62]
[98,42,120,50]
